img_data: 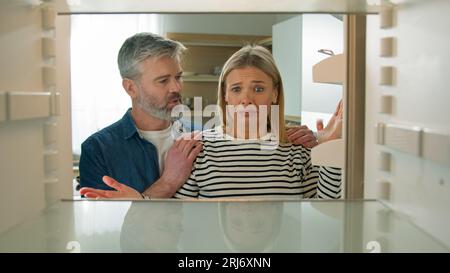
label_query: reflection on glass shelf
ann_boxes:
[0,200,447,253]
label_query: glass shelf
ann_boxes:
[0,199,447,253]
[53,0,380,14]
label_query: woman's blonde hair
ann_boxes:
[217,45,287,142]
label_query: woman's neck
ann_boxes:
[226,123,260,140]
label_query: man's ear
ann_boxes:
[122,78,138,99]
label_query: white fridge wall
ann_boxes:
[0,1,73,234]
[364,1,450,248]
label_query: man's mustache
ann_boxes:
[166,93,182,104]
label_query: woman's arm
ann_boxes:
[172,172,199,199]
[315,166,342,199]
[299,147,342,199]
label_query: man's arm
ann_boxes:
[80,134,203,199]
[79,139,113,191]
[317,99,343,144]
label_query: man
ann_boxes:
[79,32,202,199]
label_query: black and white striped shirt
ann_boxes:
[174,130,341,199]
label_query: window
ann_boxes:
[70,14,162,155]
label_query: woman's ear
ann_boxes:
[122,78,138,99]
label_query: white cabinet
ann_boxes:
[312,53,344,85]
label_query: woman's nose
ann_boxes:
[240,92,254,107]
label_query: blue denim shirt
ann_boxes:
[79,109,160,193]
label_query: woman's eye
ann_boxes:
[255,86,264,93]
[231,87,241,92]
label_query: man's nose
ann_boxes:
[169,77,182,93]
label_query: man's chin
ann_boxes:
[141,108,171,121]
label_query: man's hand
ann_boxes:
[287,125,318,148]
[287,99,343,148]
[143,131,203,198]
[79,176,141,199]
[317,99,343,144]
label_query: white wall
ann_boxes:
[70,15,149,155]
[365,1,450,248]
[272,15,303,117]
[161,14,275,36]
[274,14,298,24]
[301,14,343,114]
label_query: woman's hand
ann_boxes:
[79,176,141,199]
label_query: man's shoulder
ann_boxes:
[81,119,126,148]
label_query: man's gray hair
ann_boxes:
[118,32,186,80]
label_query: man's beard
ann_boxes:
[137,91,182,121]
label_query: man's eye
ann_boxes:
[159,78,168,84]
[175,76,183,81]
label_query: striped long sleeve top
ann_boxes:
[174,130,341,199]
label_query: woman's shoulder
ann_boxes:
[276,142,311,155]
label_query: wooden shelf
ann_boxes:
[257,37,272,47]
[180,42,242,47]
[183,74,219,82]
[285,115,301,125]
[166,32,270,47]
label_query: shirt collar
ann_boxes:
[121,108,188,140]
[122,108,140,140]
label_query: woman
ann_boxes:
[81,45,342,199]
[173,45,341,199]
